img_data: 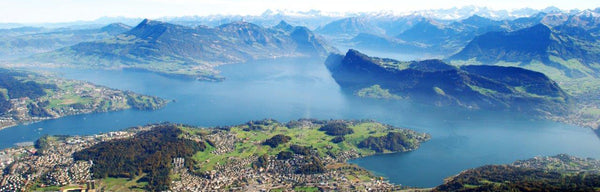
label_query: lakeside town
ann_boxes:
[0,129,137,191]
[0,120,430,191]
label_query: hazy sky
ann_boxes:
[1,0,599,23]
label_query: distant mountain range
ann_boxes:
[319,9,600,58]
[1,6,598,85]
[31,19,335,80]
[2,6,592,30]
[0,23,131,60]
[326,49,570,115]
[450,22,600,79]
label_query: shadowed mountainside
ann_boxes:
[326,49,571,115]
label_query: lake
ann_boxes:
[2,58,600,187]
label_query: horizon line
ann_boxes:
[2,5,599,25]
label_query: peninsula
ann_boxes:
[0,119,430,191]
[0,69,168,130]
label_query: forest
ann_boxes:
[0,69,55,114]
[358,132,416,152]
[318,121,354,136]
[72,125,206,191]
[435,165,600,192]
[295,156,326,174]
[262,134,292,148]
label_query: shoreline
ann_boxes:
[0,103,168,132]
[0,120,429,191]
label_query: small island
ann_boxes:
[0,68,168,130]
[0,119,430,191]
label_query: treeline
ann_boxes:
[435,165,600,192]
[34,134,70,155]
[73,125,206,191]
[0,69,56,114]
[34,135,52,154]
[125,95,166,110]
[0,70,53,99]
[285,118,328,128]
[295,156,326,174]
[263,134,291,148]
[290,144,312,156]
[0,94,10,115]
[252,154,269,169]
[358,132,416,153]
[286,119,374,129]
[28,101,52,117]
[244,119,280,131]
[318,121,354,136]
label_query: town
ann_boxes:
[0,119,430,191]
[0,129,136,191]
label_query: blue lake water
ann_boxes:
[2,58,600,187]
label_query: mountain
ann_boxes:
[341,15,510,57]
[99,23,132,35]
[396,19,459,44]
[0,17,143,30]
[454,15,507,33]
[541,11,600,31]
[315,17,385,37]
[160,9,342,29]
[0,23,131,60]
[152,6,569,29]
[326,49,570,115]
[337,16,505,57]
[349,33,426,53]
[450,23,600,78]
[388,17,510,56]
[272,20,295,32]
[31,19,335,81]
[500,10,600,32]
[321,9,598,59]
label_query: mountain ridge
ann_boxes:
[326,49,570,115]
[450,23,600,78]
[30,19,336,81]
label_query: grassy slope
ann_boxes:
[356,84,402,99]
[183,121,428,172]
[451,58,600,127]
[0,70,167,129]
[29,120,427,191]
[450,58,600,95]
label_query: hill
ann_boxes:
[435,154,600,192]
[31,19,335,81]
[0,23,131,60]
[316,17,385,37]
[326,49,571,116]
[0,68,167,129]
